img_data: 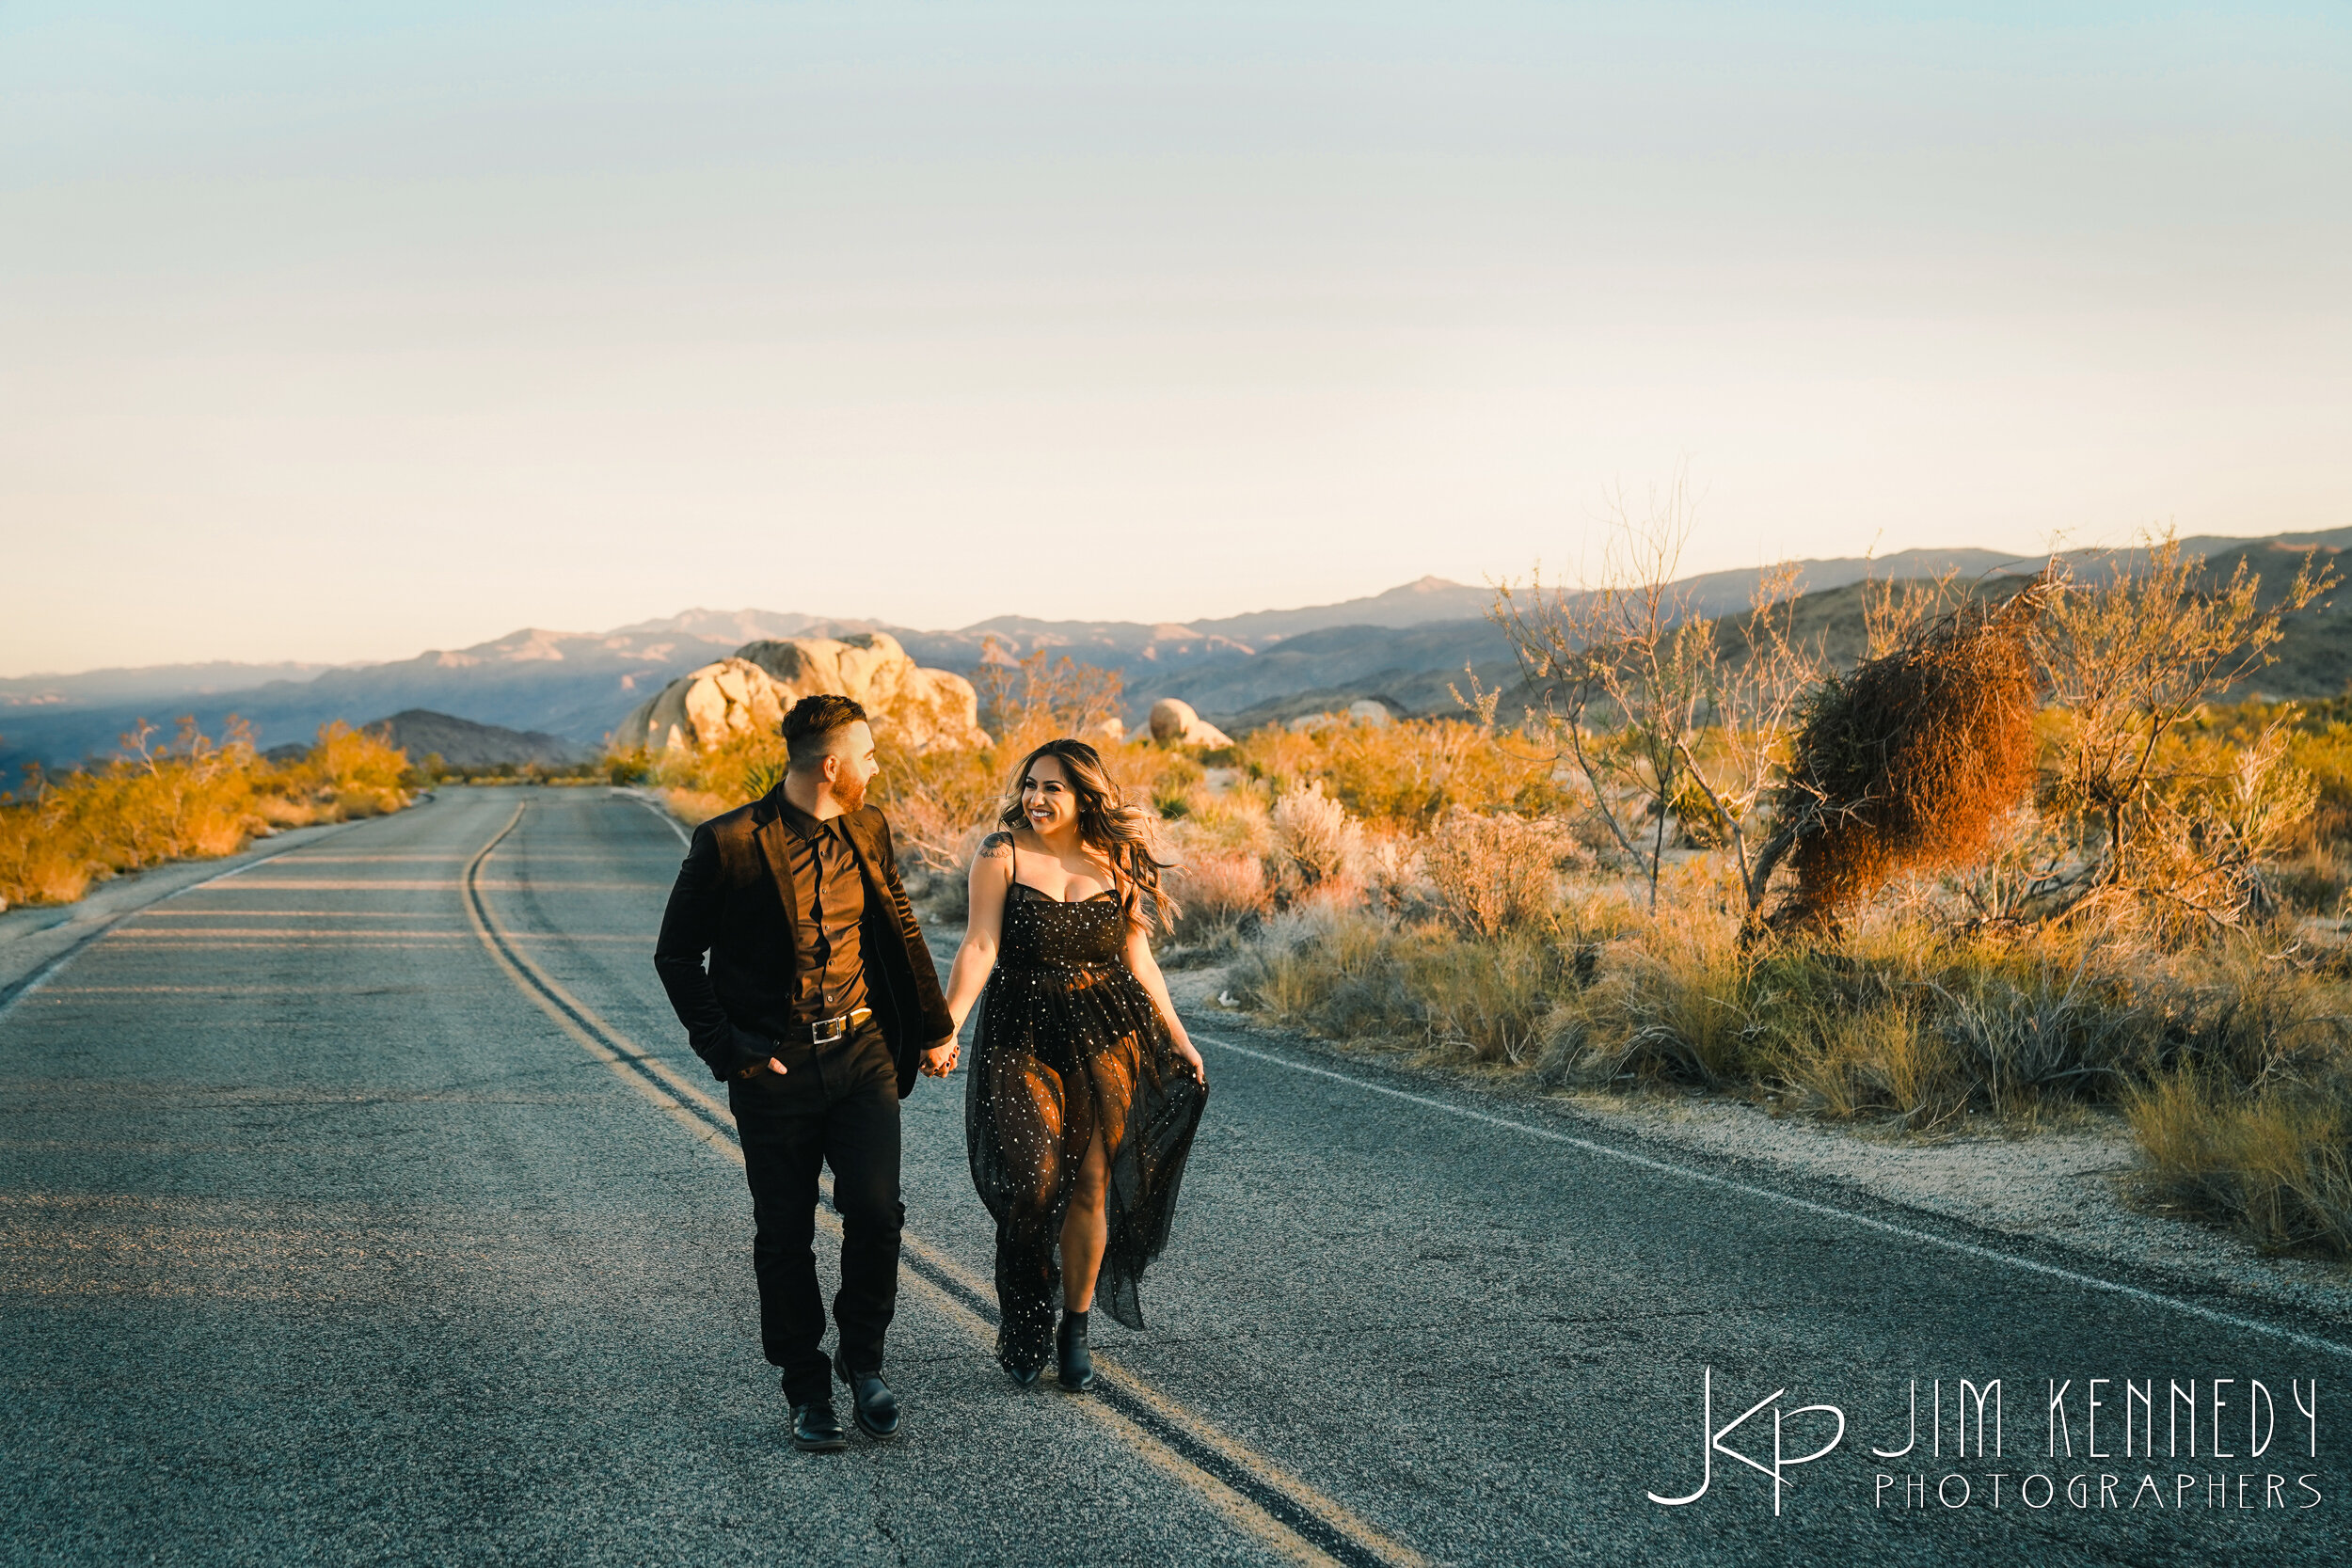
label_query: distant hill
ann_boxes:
[0,659,337,711]
[0,623,751,773]
[1156,621,1517,728]
[365,710,583,769]
[0,578,1512,770]
[1197,553,2352,732]
[5,530,2344,773]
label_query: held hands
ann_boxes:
[919,1037,961,1077]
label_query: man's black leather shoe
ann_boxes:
[790,1400,849,1452]
[834,1349,900,1438]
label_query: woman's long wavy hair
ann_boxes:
[996,737,1179,934]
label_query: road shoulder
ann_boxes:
[1158,961,2352,1333]
[0,815,375,1011]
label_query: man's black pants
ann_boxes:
[727,1019,903,1407]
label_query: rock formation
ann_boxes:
[612,632,988,754]
[1147,698,1234,749]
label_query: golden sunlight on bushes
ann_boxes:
[640,530,2352,1258]
[0,719,416,911]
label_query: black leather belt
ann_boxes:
[783,1006,872,1047]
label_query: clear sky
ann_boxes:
[3,2,2346,674]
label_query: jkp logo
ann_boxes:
[1648,1367,1847,1516]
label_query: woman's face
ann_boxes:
[1021,754,1077,836]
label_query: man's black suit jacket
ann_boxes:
[653,788,955,1097]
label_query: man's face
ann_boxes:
[826,721,880,812]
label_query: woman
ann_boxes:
[938,738,1210,1389]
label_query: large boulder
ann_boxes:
[1147,698,1233,749]
[612,632,988,753]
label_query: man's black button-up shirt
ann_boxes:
[774,799,869,1023]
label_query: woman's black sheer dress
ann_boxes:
[965,832,1209,1375]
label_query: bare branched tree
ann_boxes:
[2034,531,2336,920]
[973,641,1124,744]
[1491,478,1820,912]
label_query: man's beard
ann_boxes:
[833,768,868,814]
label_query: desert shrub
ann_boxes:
[1356,830,1423,918]
[1269,780,1361,904]
[1150,752,1207,820]
[0,719,411,910]
[1166,849,1269,945]
[873,739,1005,878]
[1928,965,2146,1113]
[1234,910,1407,1032]
[1776,588,2046,924]
[1565,876,1758,1086]
[1177,782,1276,858]
[1422,810,1569,937]
[652,726,789,819]
[1232,718,1567,832]
[276,721,410,817]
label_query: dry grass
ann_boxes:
[1233,912,1578,1066]
[2128,1073,2352,1253]
[0,719,413,910]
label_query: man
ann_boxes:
[653,693,958,1452]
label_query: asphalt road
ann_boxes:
[4,784,2347,1566]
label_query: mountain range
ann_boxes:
[5,530,2344,774]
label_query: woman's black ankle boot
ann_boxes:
[1056,1310,1096,1392]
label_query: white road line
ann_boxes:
[1190,1029,2352,1362]
[0,820,364,1023]
[615,789,693,846]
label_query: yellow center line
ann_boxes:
[458,801,1424,1568]
[135,911,454,919]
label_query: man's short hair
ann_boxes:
[782,693,869,768]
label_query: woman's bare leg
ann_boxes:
[1058,1128,1109,1312]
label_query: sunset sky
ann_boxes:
[4,2,2346,674]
